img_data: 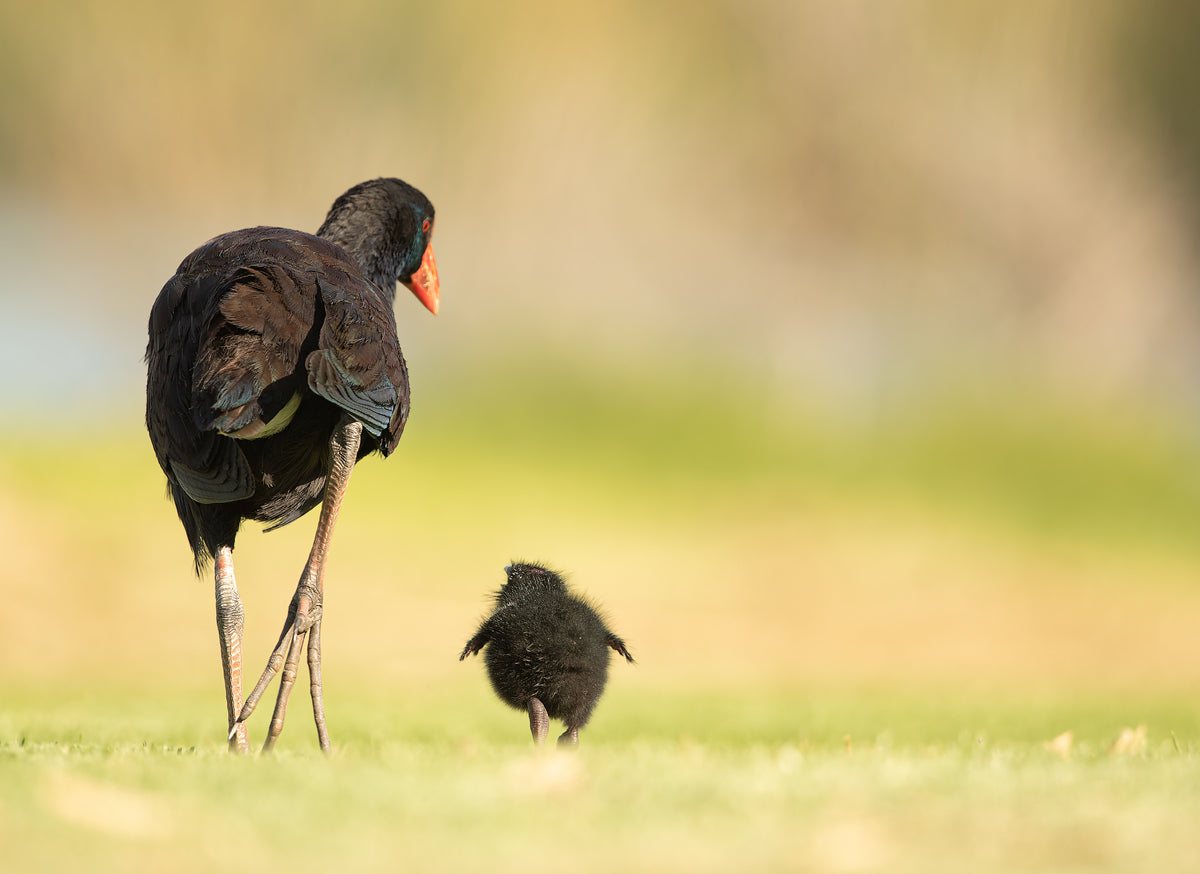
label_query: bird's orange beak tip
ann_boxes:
[404,243,440,315]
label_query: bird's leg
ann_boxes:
[528,697,550,746]
[215,546,249,753]
[557,726,580,747]
[233,416,362,753]
[262,416,360,752]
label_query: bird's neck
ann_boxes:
[318,223,398,304]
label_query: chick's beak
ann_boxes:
[403,242,440,314]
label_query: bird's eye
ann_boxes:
[421,218,431,234]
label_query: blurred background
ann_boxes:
[3,0,1200,731]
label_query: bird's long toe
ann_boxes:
[263,633,304,750]
[230,592,327,753]
[234,614,298,734]
[307,617,330,752]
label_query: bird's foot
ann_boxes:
[230,590,330,753]
[557,726,579,747]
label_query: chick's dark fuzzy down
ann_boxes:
[461,563,633,740]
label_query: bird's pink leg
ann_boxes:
[215,546,249,753]
[233,416,362,753]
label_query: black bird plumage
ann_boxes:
[460,562,634,746]
[145,178,440,753]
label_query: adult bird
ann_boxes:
[145,178,439,753]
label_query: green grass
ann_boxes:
[3,685,1199,874]
[6,367,1200,871]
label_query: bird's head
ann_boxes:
[318,177,440,314]
[496,562,567,606]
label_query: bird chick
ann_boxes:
[460,562,633,746]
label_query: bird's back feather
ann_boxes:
[145,226,410,562]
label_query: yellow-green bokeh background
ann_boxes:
[3,0,1200,730]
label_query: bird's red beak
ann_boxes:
[403,242,440,314]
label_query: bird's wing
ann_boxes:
[606,633,635,663]
[307,271,410,455]
[148,235,321,505]
[146,269,257,505]
[459,621,493,660]
[196,263,317,438]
